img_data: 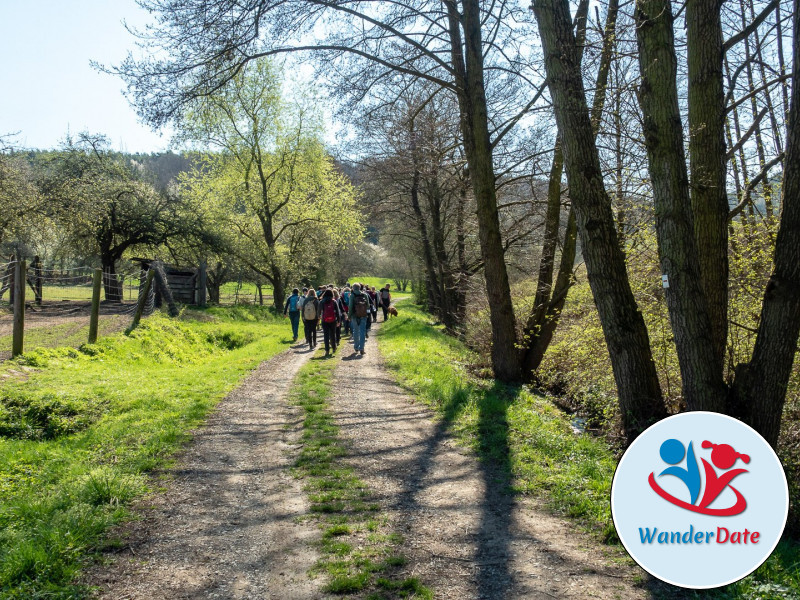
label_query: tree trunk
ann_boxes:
[522,0,618,380]
[686,0,729,372]
[101,256,123,302]
[521,140,565,378]
[732,0,800,447]
[271,267,285,310]
[634,0,727,411]
[449,0,521,381]
[533,0,667,441]
[454,178,469,326]
[524,207,578,373]
[206,262,226,304]
[740,0,776,219]
[408,125,442,316]
[429,175,457,331]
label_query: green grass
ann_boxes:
[377,301,800,599]
[290,352,432,599]
[0,306,292,597]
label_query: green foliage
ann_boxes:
[291,352,432,598]
[0,310,289,596]
[534,222,800,533]
[177,59,364,303]
[37,135,193,276]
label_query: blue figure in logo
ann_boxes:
[659,439,701,505]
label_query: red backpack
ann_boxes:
[322,300,337,323]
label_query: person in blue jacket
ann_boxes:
[283,288,302,342]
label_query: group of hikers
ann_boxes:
[283,282,393,357]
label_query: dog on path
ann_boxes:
[388,306,398,318]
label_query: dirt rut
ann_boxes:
[85,343,327,600]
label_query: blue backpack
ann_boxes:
[289,295,300,311]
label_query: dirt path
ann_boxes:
[86,322,650,600]
[84,343,328,600]
[328,324,649,599]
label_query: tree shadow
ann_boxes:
[395,376,517,597]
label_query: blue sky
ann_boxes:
[0,0,171,152]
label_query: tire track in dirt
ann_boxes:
[328,323,649,599]
[85,343,328,600]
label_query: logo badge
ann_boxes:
[611,412,788,589]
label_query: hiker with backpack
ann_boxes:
[341,287,352,336]
[319,289,342,357]
[283,288,303,341]
[348,283,370,356]
[302,288,320,349]
[379,284,392,322]
[334,289,346,346]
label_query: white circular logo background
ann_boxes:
[611,412,788,589]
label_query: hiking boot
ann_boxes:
[360,350,365,356]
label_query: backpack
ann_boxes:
[322,300,337,323]
[289,295,300,311]
[353,293,369,318]
[303,299,317,320]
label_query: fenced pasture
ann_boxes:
[0,301,138,359]
[0,259,410,360]
[0,259,157,360]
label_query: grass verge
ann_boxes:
[0,306,291,598]
[377,302,800,600]
[290,351,432,599]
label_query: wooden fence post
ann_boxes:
[88,268,102,344]
[9,256,16,305]
[128,269,155,333]
[12,259,26,357]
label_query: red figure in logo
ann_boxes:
[697,441,749,512]
[648,440,750,516]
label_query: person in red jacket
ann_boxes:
[319,288,342,357]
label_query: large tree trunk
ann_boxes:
[732,0,800,447]
[101,255,123,302]
[634,0,727,411]
[447,0,522,382]
[271,265,285,310]
[206,262,226,304]
[533,0,667,441]
[686,0,729,370]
